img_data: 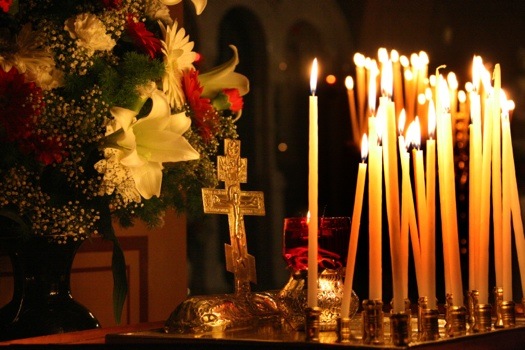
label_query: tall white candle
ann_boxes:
[426,102,437,307]
[342,135,368,317]
[307,58,319,308]
[501,95,512,301]
[492,64,503,289]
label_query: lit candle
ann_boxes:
[412,118,432,307]
[380,59,402,311]
[368,66,382,301]
[354,53,367,135]
[492,64,503,290]
[436,74,463,305]
[468,88,482,292]
[501,92,512,301]
[426,102,437,308]
[342,134,368,317]
[505,108,525,301]
[308,58,319,308]
[345,76,361,147]
[391,49,404,117]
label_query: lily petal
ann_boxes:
[130,162,164,199]
[191,0,207,15]
[168,111,192,135]
[136,129,199,163]
[199,45,249,98]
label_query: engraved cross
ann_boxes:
[201,139,265,294]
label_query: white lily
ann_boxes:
[161,0,207,15]
[198,45,249,99]
[102,89,199,199]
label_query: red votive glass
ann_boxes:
[283,217,351,271]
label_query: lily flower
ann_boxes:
[100,88,199,199]
[198,45,249,99]
[161,0,207,15]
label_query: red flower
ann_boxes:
[182,69,219,142]
[0,67,43,142]
[101,0,122,9]
[0,67,66,165]
[0,0,13,13]
[126,14,162,59]
[222,88,243,112]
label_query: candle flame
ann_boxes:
[429,74,436,87]
[375,105,384,143]
[417,93,426,106]
[361,134,369,161]
[398,109,406,136]
[410,53,420,69]
[310,58,318,95]
[400,55,409,68]
[353,53,365,67]
[481,68,493,94]
[425,87,433,100]
[345,76,354,90]
[405,120,416,151]
[414,117,422,149]
[472,55,483,91]
[428,100,436,139]
[404,69,413,82]
[306,211,311,225]
[419,51,429,65]
[465,81,473,93]
[390,49,399,62]
[378,47,388,63]
[458,90,466,104]
[447,72,458,90]
[381,59,393,97]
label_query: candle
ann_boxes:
[468,90,482,292]
[426,103,437,308]
[478,95,493,304]
[380,59,403,311]
[492,64,503,290]
[342,134,368,317]
[436,74,463,305]
[354,53,367,135]
[505,111,525,301]
[412,118,434,307]
[391,49,404,117]
[308,58,319,308]
[368,66,382,301]
[345,76,361,147]
[501,93,512,301]
[399,112,422,298]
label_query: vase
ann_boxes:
[0,235,101,340]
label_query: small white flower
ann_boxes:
[64,13,116,57]
[145,0,173,25]
[160,21,196,109]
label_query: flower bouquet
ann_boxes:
[0,0,248,323]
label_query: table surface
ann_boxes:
[1,319,525,350]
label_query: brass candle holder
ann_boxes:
[419,307,440,341]
[305,307,321,341]
[362,299,384,345]
[336,317,352,343]
[390,312,410,346]
[473,303,492,333]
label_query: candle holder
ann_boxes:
[419,308,440,341]
[494,287,504,329]
[467,290,479,329]
[390,312,410,346]
[278,217,359,331]
[305,307,321,341]
[472,303,492,333]
[501,300,516,328]
[362,299,384,345]
[336,316,352,343]
[417,296,428,334]
[447,305,467,337]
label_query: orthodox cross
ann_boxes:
[201,139,265,295]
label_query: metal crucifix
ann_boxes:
[201,139,265,296]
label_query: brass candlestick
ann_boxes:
[467,290,479,329]
[362,299,384,345]
[419,308,440,341]
[447,305,467,337]
[501,300,516,328]
[390,312,410,346]
[494,287,504,329]
[305,307,321,342]
[473,303,492,333]
[336,317,352,343]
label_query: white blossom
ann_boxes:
[64,13,116,57]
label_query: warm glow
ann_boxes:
[447,72,458,90]
[390,49,399,62]
[425,87,433,100]
[458,90,467,104]
[306,211,311,225]
[361,134,369,161]
[345,76,354,90]
[438,75,451,112]
[419,51,429,65]
[405,120,416,150]
[325,74,337,85]
[428,100,436,139]
[375,105,384,143]
[398,109,406,136]
[404,69,413,82]
[508,99,515,112]
[481,68,493,93]
[381,59,393,97]
[500,90,509,117]
[465,82,473,93]
[429,74,436,87]
[417,93,426,105]
[400,55,409,68]
[414,117,422,149]
[410,53,420,69]
[472,55,483,90]
[310,58,318,95]
[378,47,389,64]
[354,52,366,67]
